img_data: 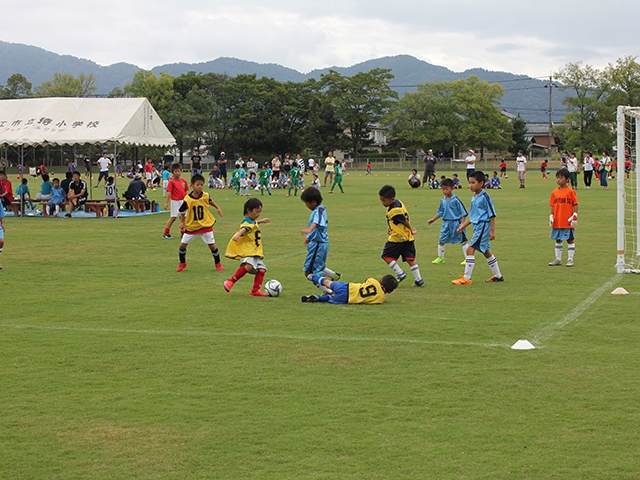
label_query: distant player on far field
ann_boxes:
[548,168,578,267]
[428,178,469,265]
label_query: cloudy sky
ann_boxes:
[2,0,638,77]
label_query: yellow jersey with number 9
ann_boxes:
[347,278,385,304]
[225,218,263,259]
[183,192,215,232]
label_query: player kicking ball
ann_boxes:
[302,274,398,304]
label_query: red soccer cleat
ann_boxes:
[250,289,268,297]
[176,262,187,272]
[223,280,234,292]
[215,263,224,271]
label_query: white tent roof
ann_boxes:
[0,97,175,147]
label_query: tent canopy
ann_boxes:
[0,97,175,147]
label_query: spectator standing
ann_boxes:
[516,150,527,188]
[600,151,611,190]
[422,149,437,188]
[566,152,579,189]
[217,152,228,185]
[323,151,336,187]
[465,150,476,180]
[190,150,202,177]
[583,151,594,189]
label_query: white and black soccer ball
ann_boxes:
[264,279,282,297]
[35,209,43,216]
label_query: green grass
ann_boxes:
[1,171,639,479]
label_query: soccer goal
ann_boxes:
[616,106,640,273]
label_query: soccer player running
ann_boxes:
[452,171,504,285]
[378,184,424,287]
[548,169,578,267]
[176,174,224,273]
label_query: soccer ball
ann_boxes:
[264,279,282,297]
[35,209,43,216]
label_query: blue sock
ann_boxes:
[309,274,324,285]
[317,294,331,302]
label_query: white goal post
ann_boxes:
[616,106,640,273]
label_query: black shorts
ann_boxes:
[381,241,416,262]
[98,170,109,181]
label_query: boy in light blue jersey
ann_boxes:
[161,165,171,196]
[47,178,66,217]
[452,171,504,285]
[300,187,340,294]
[428,178,469,265]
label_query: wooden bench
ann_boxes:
[122,198,149,213]
[84,200,119,217]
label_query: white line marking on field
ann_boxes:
[529,274,621,346]
[0,323,510,349]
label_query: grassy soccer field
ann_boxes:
[1,170,639,479]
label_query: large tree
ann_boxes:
[321,68,398,160]
[554,62,614,155]
[510,114,530,155]
[1,73,32,99]
[605,55,640,108]
[35,72,97,97]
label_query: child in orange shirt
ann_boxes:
[548,169,579,267]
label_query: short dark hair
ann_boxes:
[170,163,182,172]
[107,176,114,183]
[556,168,570,179]
[21,178,28,184]
[379,275,399,294]
[469,171,485,183]
[243,197,263,215]
[300,186,322,205]
[66,172,73,179]
[191,173,205,184]
[378,184,396,199]
[42,174,49,182]
[440,178,454,188]
[72,170,80,177]
[52,178,60,183]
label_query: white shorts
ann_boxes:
[239,256,267,272]
[145,172,152,180]
[162,179,169,190]
[36,193,52,201]
[170,199,184,218]
[182,230,215,245]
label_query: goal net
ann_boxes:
[616,106,640,273]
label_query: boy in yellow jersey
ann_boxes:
[223,198,271,296]
[302,274,398,304]
[378,184,424,286]
[176,174,224,272]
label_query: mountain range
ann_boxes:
[0,41,565,122]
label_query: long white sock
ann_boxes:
[437,243,445,258]
[323,267,336,278]
[388,260,404,275]
[461,242,469,258]
[410,264,422,281]
[46,205,50,216]
[464,255,475,280]
[567,243,575,260]
[486,255,502,278]
[555,242,563,261]
[55,204,60,215]
[316,283,332,294]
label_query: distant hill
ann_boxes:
[0,41,565,122]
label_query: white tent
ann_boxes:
[0,97,175,147]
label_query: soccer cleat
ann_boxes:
[250,289,268,297]
[397,271,408,282]
[301,295,319,303]
[432,257,445,264]
[460,259,467,265]
[215,263,224,271]
[484,275,504,283]
[566,259,574,267]
[451,275,472,285]
[223,280,234,292]
[333,271,341,281]
[162,234,173,240]
[64,213,72,218]
[548,259,562,266]
[176,262,188,272]
[413,279,425,287]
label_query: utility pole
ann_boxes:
[546,74,555,161]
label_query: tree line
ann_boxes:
[2,55,639,161]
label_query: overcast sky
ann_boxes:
[3,0,638,78]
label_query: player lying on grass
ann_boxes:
[301,274,398,304]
